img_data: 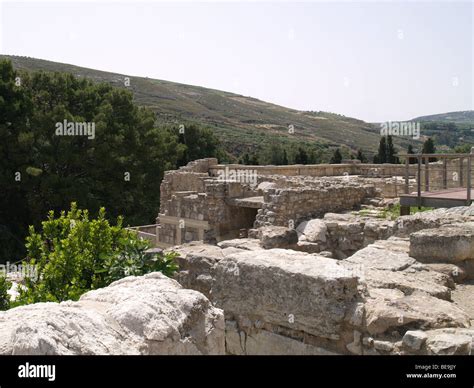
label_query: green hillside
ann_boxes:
[2,55,415,159]
[413,111,474,125]
[411,111,474,151]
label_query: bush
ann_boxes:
[0,275,11,311]
[15,203,179,306]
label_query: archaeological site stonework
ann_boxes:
[2,158,473,356]
[158,158,474,355]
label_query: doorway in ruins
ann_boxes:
[217,206,259,241]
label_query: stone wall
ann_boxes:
[172,206,474,355]
[157,159,382,247]
[210,163,415,178]
[156,158,471,248]
[255,181,378,228]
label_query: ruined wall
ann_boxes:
[157,158,471,248]
[157,159,383,247]
[173,206,474,355]
[210,163,416,178]
[255,183,378,228]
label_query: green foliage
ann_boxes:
[294,147,309,165]
[454,144,473,153]
[175,123,223,166]
[374,136,399,164]
[422,138,437,162]
[330,148,342,164]
[14,203,179,305]
[0,59,224,263]
[356,150,367,163]
[386,136,399,164]
[0,275,11,310]
[421,121,474,149]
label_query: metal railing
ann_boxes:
[399,152,473,208]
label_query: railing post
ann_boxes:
[468,156,472,204]
[459,157,464,187]
[404,156,409,194]
[443,158,447,189]
[417,155,422,207]
[424,156,429,192]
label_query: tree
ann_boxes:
[294,147,309,164]
[386,135,399,164]
[374,136,399,164]
[330,148,342,164]
[356,150,367,163]
[249,153,259,165]
[422,138,436,162]
[239,153,251,165]
[0,59,223,263]
[282,149,289,165]
[176,123,222,166]
[375,136,387,163]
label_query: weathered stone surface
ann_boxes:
[343,261,452,300]
[212,249,360,339]
[0,273,225,355]
[425,263,467,283]
[425,333,472,355]
[365,291,470,335]
[345,245,416,272]
[172,242,235,297]
[217,238,263,251]
[395,208,473,237]
[296,219,327,243]
[225,321,339,355]
[409,223,474,263]
[295,241,322,253]
[402,330,428,351]
[257,226,298,249]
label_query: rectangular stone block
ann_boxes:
[212,249,360,339]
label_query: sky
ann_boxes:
[0,0,472,122]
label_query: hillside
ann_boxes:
[413,110,474,125]
[411,111,474,150]
[1,55,418,159]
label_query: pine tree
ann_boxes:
[356,150,367,163]
[386,135,399,164]
[376,137,387,163]
[294,147,309,165]
[422,138,436,162]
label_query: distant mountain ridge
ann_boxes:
[2,55,470,158]
[412,111,474,125]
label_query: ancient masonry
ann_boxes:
[3,158,473,355]
[156,158,417,247]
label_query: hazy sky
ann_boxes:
[1,0,472,122]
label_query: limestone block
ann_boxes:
[212,249,360,339]
[0,273,225,355]
[409,223,474,263]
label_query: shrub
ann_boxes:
[15,203,178,306]
[0,275,11,311]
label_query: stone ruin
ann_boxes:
[1,158,473,356]
[156,158,413,247]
